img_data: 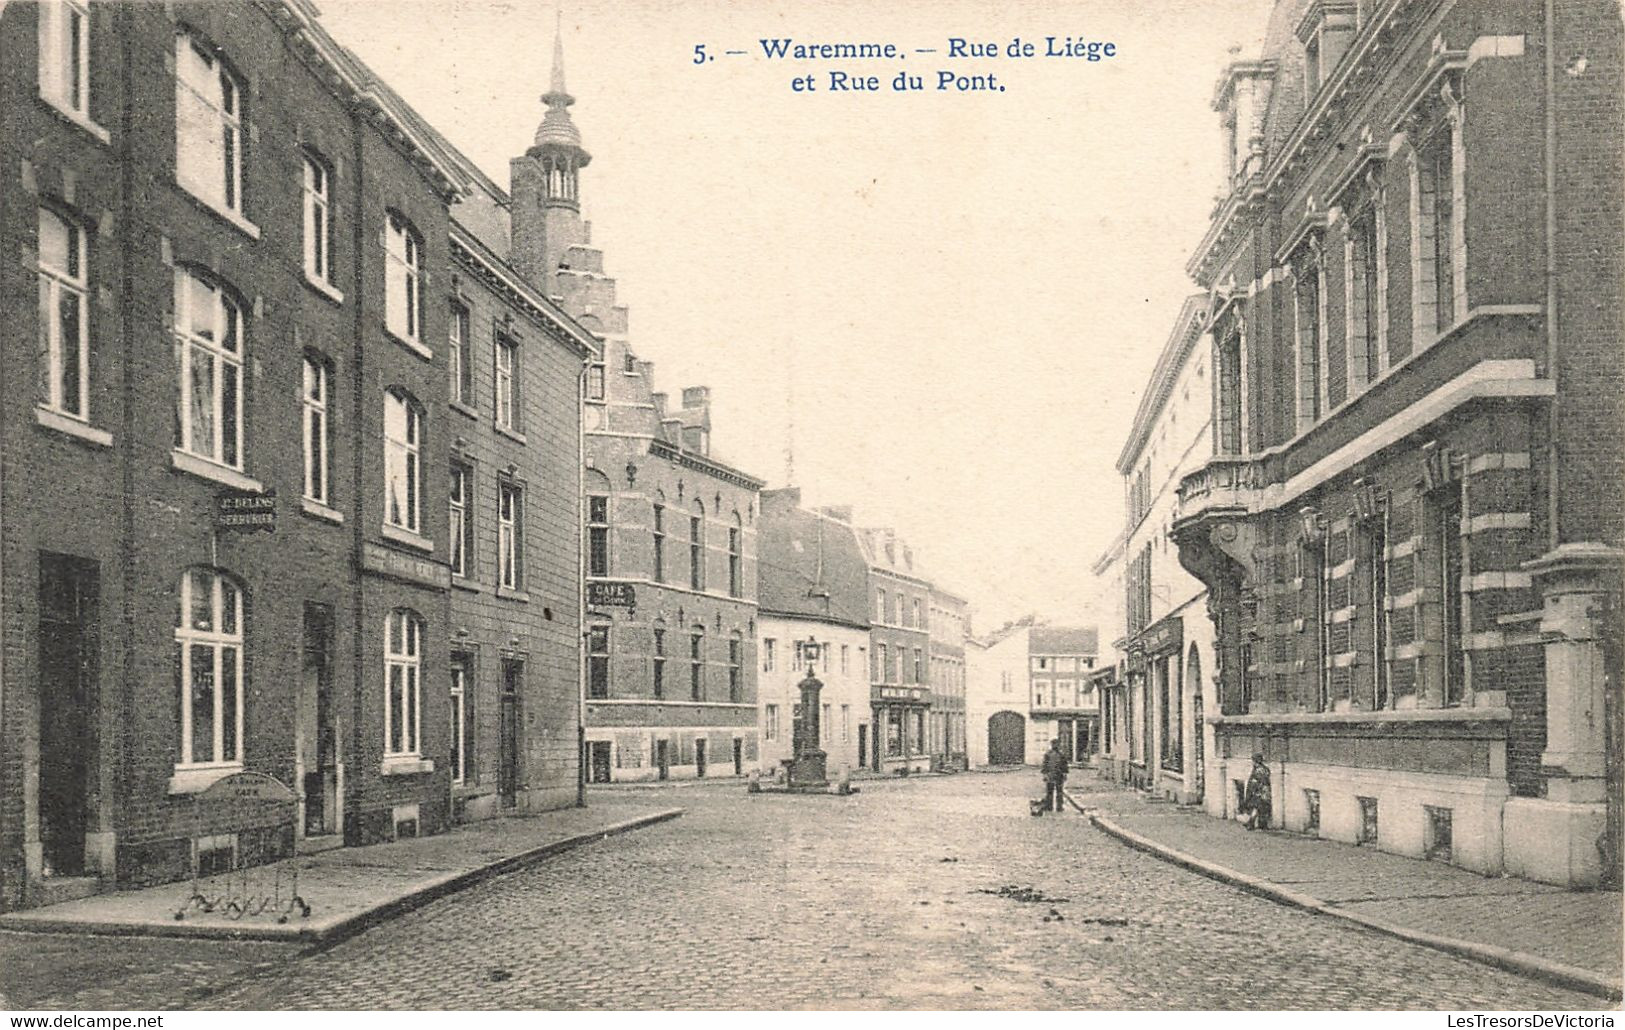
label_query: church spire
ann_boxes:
[544,9,571,106]
[531,10,589,159]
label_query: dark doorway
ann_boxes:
[695,738,707,778]
[655,739,670,780]
[300,604,338,839]
[857,724,868,770]
[732,738,742,776]
[38,554,97,878]
[589,741,612,784]
[988,710,1025,765]
[499,661,522,807]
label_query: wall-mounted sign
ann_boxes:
[871,685,932,705]
[360,542,452,590]
[588,581,637,608]
[198,770,295,804]
[216,489,276,532]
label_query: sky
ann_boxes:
[318,0,1275,634]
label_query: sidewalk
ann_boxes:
[1074,783,1622,1001]
[0,796,682,946]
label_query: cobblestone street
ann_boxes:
[19,773,1567,1009]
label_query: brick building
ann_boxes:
[755,489,871,777]
[511,36,765,782]
[858,527,932,773]
[0,0,589,910]
[1169,0,1621,885]
[1025,625,1102,767]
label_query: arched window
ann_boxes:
[384,608,424,757]
[384,211,422,342]
[727,513,743,598]
[688,500,705,591]
[173,267,244,468]
[384,390,423,534]
[37,206,89,420]
[176,568,245,767]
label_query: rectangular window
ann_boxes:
[728,526,742,598]
[1368,515,1389,710]
[1304,788,1321,833]
[176,569,244,767]
[913,648,923,684]
[175,34,242,214]
[878,644,888,683]
[449,465,472,578]
[1346,202,1383,391]
[841,704,850,743]
[384,609,422,757]
[499,480,523,590]
[689,510,704,590]
[586,363,605,401]
[302,154,336,286]
[301,356,331,505]
[1293,251,1322,431]
[763,638,776,673]
[1413,129,1458,339]
[587,494,609,577]
[383,392,421,533]
[495,333,518,430]
[1309,535,1332,712]
[384,213,422,343]
[729,637,742,703]
[652,504,665,582]
[765,704,779,741]
[449,655,472,784]
[37,207,89,421]
[1358,796,1379,844]
[174,269,244,469]
[1216,328,1242,455]
[449,303,471,407]
[652,628,665,699]
[1438,486,1466,705]
[912,599,921,629]
[38,0,91,117]
[821,703,831,743]
[587,625,609,699]
[840,644,849,675]
[689,629,704,701]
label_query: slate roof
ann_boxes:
[757,494,871,629]
[1029,625,1099,656]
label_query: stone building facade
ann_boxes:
[1170,0,1622,885]
[1025,626,1102,767]
[928,587,969,770]
[0,0,590,910]
[1099,296,1217,803]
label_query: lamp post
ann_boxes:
[789,636,829,788]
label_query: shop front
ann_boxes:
[1125,615,1183,798]
[871,685,932,774]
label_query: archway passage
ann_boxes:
[987,710,1026,765]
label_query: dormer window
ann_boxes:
[1296,1,1357,100]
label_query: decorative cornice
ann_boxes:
[1116,295,1209,474]
[449,225,599,360]
[648,439,766,492]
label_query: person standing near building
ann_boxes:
[1041,738,1070,814]
[1241,753,1272,830]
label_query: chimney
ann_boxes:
[681,386,711,410]
[761,487,802,514]
[651,392,667,419]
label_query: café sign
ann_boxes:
[587,581,637,608]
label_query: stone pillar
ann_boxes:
[1503,543,1623,886]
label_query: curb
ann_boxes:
[0,808,685,949]
[1087,811,1623,1003]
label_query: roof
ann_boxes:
[757,502,872,629]
[1029,626,1099,656]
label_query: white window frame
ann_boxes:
[175,32,243,215]
[301,356,330,505]
[302,153,335,287]
[449,464,470,579]
[449,660,468,784]
[174,268,244,470]
[765,704,779,742]
[37,206,90,421]
[384,212,422,344]
[176,568,245,769]
[499,479,523,590]
[763,637,776,673]
[39,0,91,119]
[384,609,423,758]
[384,391,422,534]
[587,494,609,577]
[449,302,471,406]
[495,333,517,429]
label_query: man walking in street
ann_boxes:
[1041,738,1070,815]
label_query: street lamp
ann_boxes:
[788,636,828,789]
